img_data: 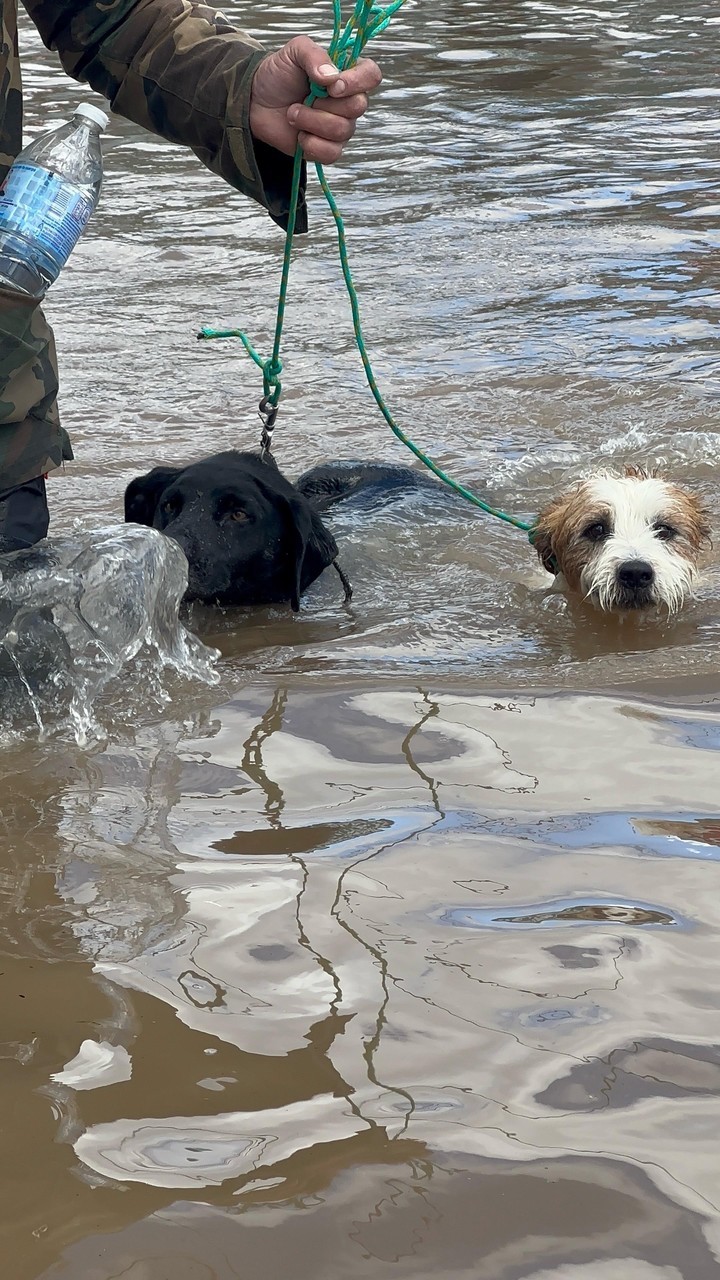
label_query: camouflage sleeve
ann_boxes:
[22,0,307,232]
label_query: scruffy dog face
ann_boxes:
[532,468,711,614]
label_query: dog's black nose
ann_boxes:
[618,559,655,590]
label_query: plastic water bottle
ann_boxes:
[0,103,108,297]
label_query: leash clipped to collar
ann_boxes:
[258,391,279,456]
[199,0,539,572]
[196,325,283,456]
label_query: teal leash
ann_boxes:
[199,0,537,544]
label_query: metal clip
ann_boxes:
[258,395,279,455]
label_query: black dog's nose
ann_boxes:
[617,559,655,590]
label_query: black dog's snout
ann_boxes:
[617,559,655,590]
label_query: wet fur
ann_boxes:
[124,451,339,610]
[296,460,440,511]
[125,454,709,618]
[532,467,711,614]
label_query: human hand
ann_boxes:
[249,35,382,164]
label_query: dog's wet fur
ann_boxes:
[122,453,438,606]
[296,460,438,512]
[125,452,710,617]
[532,467,711,615]
[123,452,429,610]
[124,451,340,610]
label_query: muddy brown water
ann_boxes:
[4,2,720,1276]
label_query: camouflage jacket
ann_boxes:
[0,0,307,491]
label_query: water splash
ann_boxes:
[0,525,218,745]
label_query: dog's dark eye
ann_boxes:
[582,521,609,543]
[654,522,678,542]
[161,496,180,517]
[225,509,248,524]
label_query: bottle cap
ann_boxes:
[73,103,109,131]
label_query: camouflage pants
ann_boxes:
[0,285,72,493]
[0,473,48,551]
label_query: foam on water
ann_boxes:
[0,525,218,745]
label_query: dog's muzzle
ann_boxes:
[614,558,656,609]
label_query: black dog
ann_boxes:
[124,450,343,610]
[124,452,438,610]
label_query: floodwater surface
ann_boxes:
[4,1,720,1277]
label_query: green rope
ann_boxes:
[314,163,533,534]
[199,0,535,540]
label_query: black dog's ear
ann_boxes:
[253,485,335,612]
[124,467,182,526]
[252,472,339,611]
[283,496,338,612]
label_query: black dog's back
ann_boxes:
[296,461,441,513]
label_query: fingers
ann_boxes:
[286,105,355,145]
[269,36,382,162]
[297,128,356,164]
[288,97,372,163]
[325,57,383,98]
[317,91,370,120]
[289,93,368,130]
[286,35,383,100]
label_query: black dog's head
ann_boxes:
[124,451,338,610]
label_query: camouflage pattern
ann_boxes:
[0,282,71,483]
[0,0,305,490]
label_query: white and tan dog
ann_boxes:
[532,467,711,615]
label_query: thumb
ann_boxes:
[286,35,345,90]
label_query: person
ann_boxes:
[0,1,382,552]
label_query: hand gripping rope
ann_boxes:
[199,0,537,556]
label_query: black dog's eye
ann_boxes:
[224,509,249,524]
[582,521,609,543]
[654,522,678,542]
[161,496,181,517]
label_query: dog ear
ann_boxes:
[252,471,339,611]
[530,501,562,575]
[282,496,339,612]
[124,467,182,526]
[687,499,713,552]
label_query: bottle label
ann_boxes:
[0,163,93,269]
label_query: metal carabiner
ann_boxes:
[258,394,279,455]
